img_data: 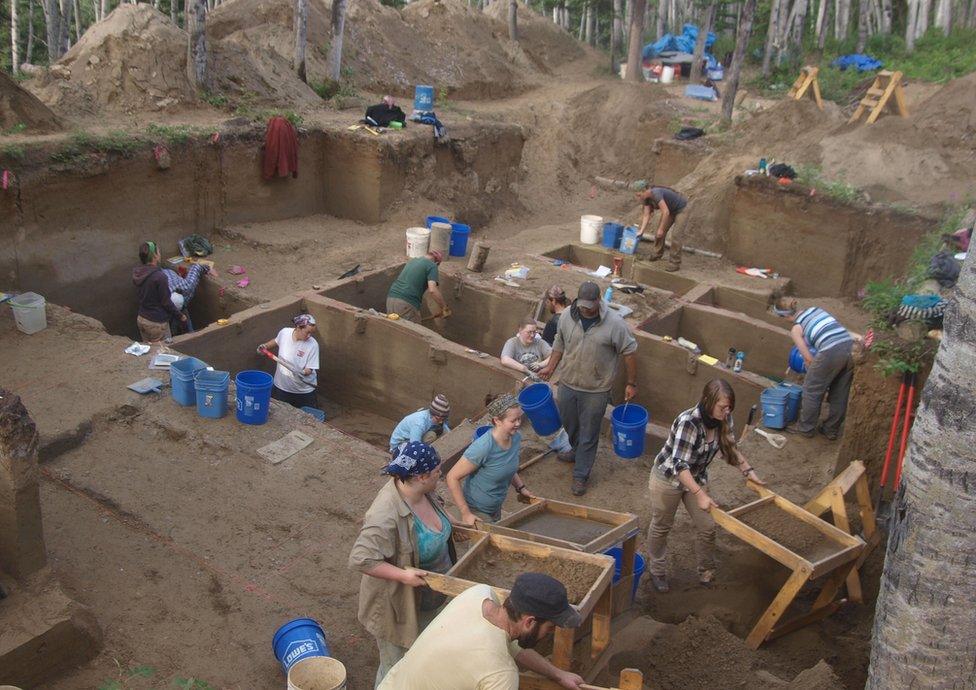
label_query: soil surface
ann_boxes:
[508,512,613,546]
[459,542,607,604]
[736,503,842,563]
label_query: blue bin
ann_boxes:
[194,369,229,419]
[170,357,208,407]
[272,618,330,674]
[602,222,624,249]
[473,424,492,441]
[425,215,451,228]
[414,85,435,112]
[760,387,789,429]
[301,406,326,422]
[604,546,647,599]
[788,345,817,374]
[776,382,803,424]
[517,383,562,436]
[611,403,648,459]
[236,370,273,425]
[449,223,470,257]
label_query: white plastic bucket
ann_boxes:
[661,65,675,84]
[405,227,431,258]
[10,292,47,334]
[287,657,347,690]
[429,222,452,255]
[580,215,603,245]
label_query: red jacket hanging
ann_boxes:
[262,116,299,180]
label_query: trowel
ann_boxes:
[754,427,787,449]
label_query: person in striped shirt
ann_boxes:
[783,303,855,439]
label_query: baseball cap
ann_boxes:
[429,249,444,264]
[576,281,601,309]
[509,572,581,628]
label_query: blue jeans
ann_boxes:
[557,384,610,481]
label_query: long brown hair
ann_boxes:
[700,379,739,465]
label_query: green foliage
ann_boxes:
[795,164,864,203]
[200,90,229,109]
[172,679,215,690]
[97,661,156,690]
[312,77,359,103]
[1,143,27,160]
[2,123,28,136]
[51,130,142,163]
[870,331,937,376]
[146,123,200,146]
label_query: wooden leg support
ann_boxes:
[745,565,812,649]
[591,585,613,660]
[829,486,862,603]
[767,560,858,642]
[553,625,574,670]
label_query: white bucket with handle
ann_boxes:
[287,657,347,690]
[580,215,603,245]
[405,227,431,258]
[661,65,675,84]
[10,292,47,334]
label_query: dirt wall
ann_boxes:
[695,285,780,325]
[546,244,698,296]
[651,138,712,186]
[726,177,934,298]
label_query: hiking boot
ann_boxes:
[699,569,715,586]
[784,424,815,438]
[818,425,839,441]
[571,478,588,496]
[650,573,670,593]
[557,450,576,463]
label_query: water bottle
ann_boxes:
[759,158,767,174]
[604,286,614,303]
[725,347,737,369]
[733,351,745,373]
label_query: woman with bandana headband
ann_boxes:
[646,379,765,593]
[257,313,320,410]
[349,441,456,687]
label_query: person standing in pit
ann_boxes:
[538,281,638,497]
[161,261,210,335]
[386,250,450,322]
[647,379,765,592]
[635,184,690,272]
[349,442,456,687]
[541,285,568,346]
[132,241,186,342]
[389,394,452,455]
[257,314,320,409]
[446,394,535,525]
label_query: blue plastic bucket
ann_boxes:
[517,383,562,436]
[272,618,330,673]
[301,406,326,422]
[425,215,451,228]
[602,222,623,249]
[235,370,273,425]
[776,382,803,424]
[194,369,229,419]
[760,387,789,429]
[611,403,649,459]
[413,85,435,112]
[473,424,492,441]
[170,357,208,406]
[449,223,470,257]
[788,346,817,374]
[604,547,646,599]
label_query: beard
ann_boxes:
[517,622,544,649]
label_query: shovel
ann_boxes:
[738,405,758,443]
[257,347,316,387]
[754,428,787,449]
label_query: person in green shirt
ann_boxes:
[386,250,450,322]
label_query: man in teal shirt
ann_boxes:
[386,250,449,322]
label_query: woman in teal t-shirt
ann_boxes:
[446,394,536,524]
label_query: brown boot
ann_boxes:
[648,235,666,261]
[665,242,682,272]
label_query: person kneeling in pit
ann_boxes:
[256,314,320,410]
[377,572,585,690]
[389,394,452,455]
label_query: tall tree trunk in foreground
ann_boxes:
[815,0,830,47]
[880,0,892,30]
[866,254,976,689]
[584,3,593,44]
[11,0,20,72]
[58,0,73,54]
[187,0,208,90]
[625,0,647,81]
[73,0,82,41]
[170,0,178,25]
[326,0,347,81]
[656,0,665,38]
[934,0,950,33]
[856,0,869,51]
[508,0,518,41]
[690,0,715,82]
[27,0,35,63]
[293,0,308,82]
[612,0,623,58]
[721,0,756,122]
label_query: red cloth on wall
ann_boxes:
[262,116,299,180]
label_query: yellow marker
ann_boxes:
[217,318,229,326]
[387,313,400,320]
[698,354,719,366]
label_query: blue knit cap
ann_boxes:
[383,441,441,478]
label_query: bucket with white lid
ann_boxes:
[10,292,47,334]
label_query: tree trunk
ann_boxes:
[625,0,647,80]
[968,0,976,27]
[656,0,665,38]
[612,0,623,55]
[27,0,35,63]
[293,0,308,81]
[43,0,60,61]
[58,0,73,54]
[73,0,82,41]
[690,0,714,82]
[578,7,585,39]
[721,0,756,122]
[789,0,809,47]
[916,0,930,36]
[856,0,868,50]
[589,3,597,44]
[815,0,829,46]
[171,0,178,25]
[508,0,518,40]
[186,0,208,90]
[934,0,950,33]
[880,0,892,30]
[865,254,976,689]
[12,0,21,72]
[326,0,347,81]
[761,0,783,77]
[584,3,592,43]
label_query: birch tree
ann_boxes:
[856,0,869,51]
[625,0,646,81]
[612,0,623,58]
[690,0,715,82]
[721,0,756,122]
[293,0,308,81]
[866,252,976,690]
[761,0,783,76]
[326,0,348,81]
[508,0,518,41]
[26,0,35,63]
[187,0,208,90]
[170,0,178,25]
[11,0,20,71]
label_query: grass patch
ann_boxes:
[795,164,864,203]
[2,123,27,136]
[146,123,201,146]
[1,143,27,160]
[200,90,229,109]
[51,130,142,163]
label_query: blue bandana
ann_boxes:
[383,441,441,478]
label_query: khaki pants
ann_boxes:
[647,474,715,578]
[137,315,171,342]
[386,297,420,322]
[648,202,692,270]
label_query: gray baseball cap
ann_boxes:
[576,281,601,309]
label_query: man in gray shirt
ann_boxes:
[636,185,689,272]
[539,282,638,496]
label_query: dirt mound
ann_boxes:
[0,71,62,132]
[26,4,194,115]
[482,1,586,71]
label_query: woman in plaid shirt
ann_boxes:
[647,379,765,592]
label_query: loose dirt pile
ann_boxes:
[27,4,194,115]
[737,503,840,562]
[0,71,62,132]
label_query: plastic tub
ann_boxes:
[788,346,817,374]
[405,227,431,258]
[273,618,330,674]
[449,223,470,257]
[517,383,562,436]
[760,387,789,430]
[580,215,603,244]
[413,85,435,112]
[170,357,209,406]
[287,657,347,690]
[619,226,640,255]
[776,382,803,424]
[425,215,451,228]
[236,370,274,425]
[429,222,453,255]
[472,424,492,441]
[604,546,647,599]
[10,292,47,334]
[301,406,326,422]
[602,222,624,249]
[661,65,675,83]
[611,403,649,459]
[194,369,230,420]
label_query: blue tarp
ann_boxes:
[643,24,719,70]
[831,53,884,71]
[684,84,718,101]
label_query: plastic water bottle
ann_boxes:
[733,351,745,373]
[759,158,767,174]
[604,286,614,303]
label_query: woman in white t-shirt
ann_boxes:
[499,318,552,377]
[257,313,320,409]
